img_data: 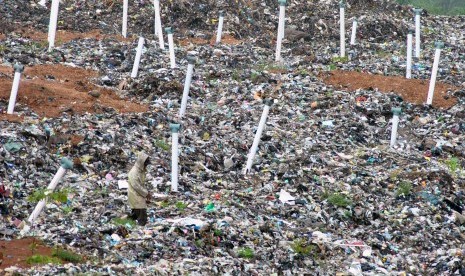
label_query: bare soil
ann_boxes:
[9,28,133,44]
[0,64,148,119]
[322,70,458,109]
[0,237,53,270]
[179,34,241,46]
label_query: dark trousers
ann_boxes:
[130,209,147,226]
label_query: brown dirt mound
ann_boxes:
[10,28,133,44]
[179,34,241,46]
[0,237,53,269]
[0,64,148,118]
[322,70,458,109]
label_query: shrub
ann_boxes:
[26,255,61,265]
[327,193,352,208]
[238,247,254,259]
[175,201,188,211]
[52,248,82,263]
[290,239,316,256]
[395,182,412,197]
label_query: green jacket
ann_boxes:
[128,152,149,209]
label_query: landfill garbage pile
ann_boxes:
[1,0,465,274]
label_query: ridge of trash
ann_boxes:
[0,0,465,275]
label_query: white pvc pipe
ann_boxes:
[47,0,60,51]
[216,15,224,44]
[415,12,420,58]
[350,19,357,45]
[27,167,67,224]
[275,9,284,61]
[390,114,400,147]
[279,5,286,40]
[131,37,145,78]
[154,0,165,49]
[427,48,441,105]
[245,103,271,174]
[179,63,194,117]
[406,33,413,79]
[168,33,176,68]
[122,0,128,38]
[340,6,345,57]
[171,131,179,192]
[7,72,22,114]
[154,0,159,36]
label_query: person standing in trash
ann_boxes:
[128,152,151,226]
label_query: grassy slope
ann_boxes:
[397,0,465,15]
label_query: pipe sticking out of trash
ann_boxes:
[339,1,346,57]
[7,64,25,115]
[390,108,401,147]
[47,0,60,51]
[122,0,128,38]
[278,1,286,40]
[166,27,176,68]
[414,8,422,58]
[27,158,73,224]
[131,37,145,78]
[179,56,196,117]
[154,0,165,49]
[244,99,272,174]
[275,0,286,61]
[216,11,224,44]
[426,41,444,105]
[406,29,413,79]
[350,18,357,45]
[154,0,160,36]
[170,124,180,192]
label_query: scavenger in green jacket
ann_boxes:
[128,152,151,225]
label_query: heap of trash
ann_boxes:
[0,0,465,274]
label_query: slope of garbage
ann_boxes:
[1,0,465,274]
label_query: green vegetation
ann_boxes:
[195,239,204,248]
[62,206,73,215]
[26,249,82,265]
[395,181,412,197]
[250,71,261,82]
[52,248,82,263]
[175,201,188,211]
[397,0,465,15]
[327,193,352,208]
[238,247,255,259]
[155,139,170,151]
[290,239,317,256]
[255,62,287,73]
[112,217,136,228]
[328,64,337,71]
[343,210,352,219]
[26,255,62,265]
[28,188,73,204]
[331,56,349,63]
[445,157,461,175]
[160,200,170,208]
[298,68,309,76]
[24,41,47,52]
